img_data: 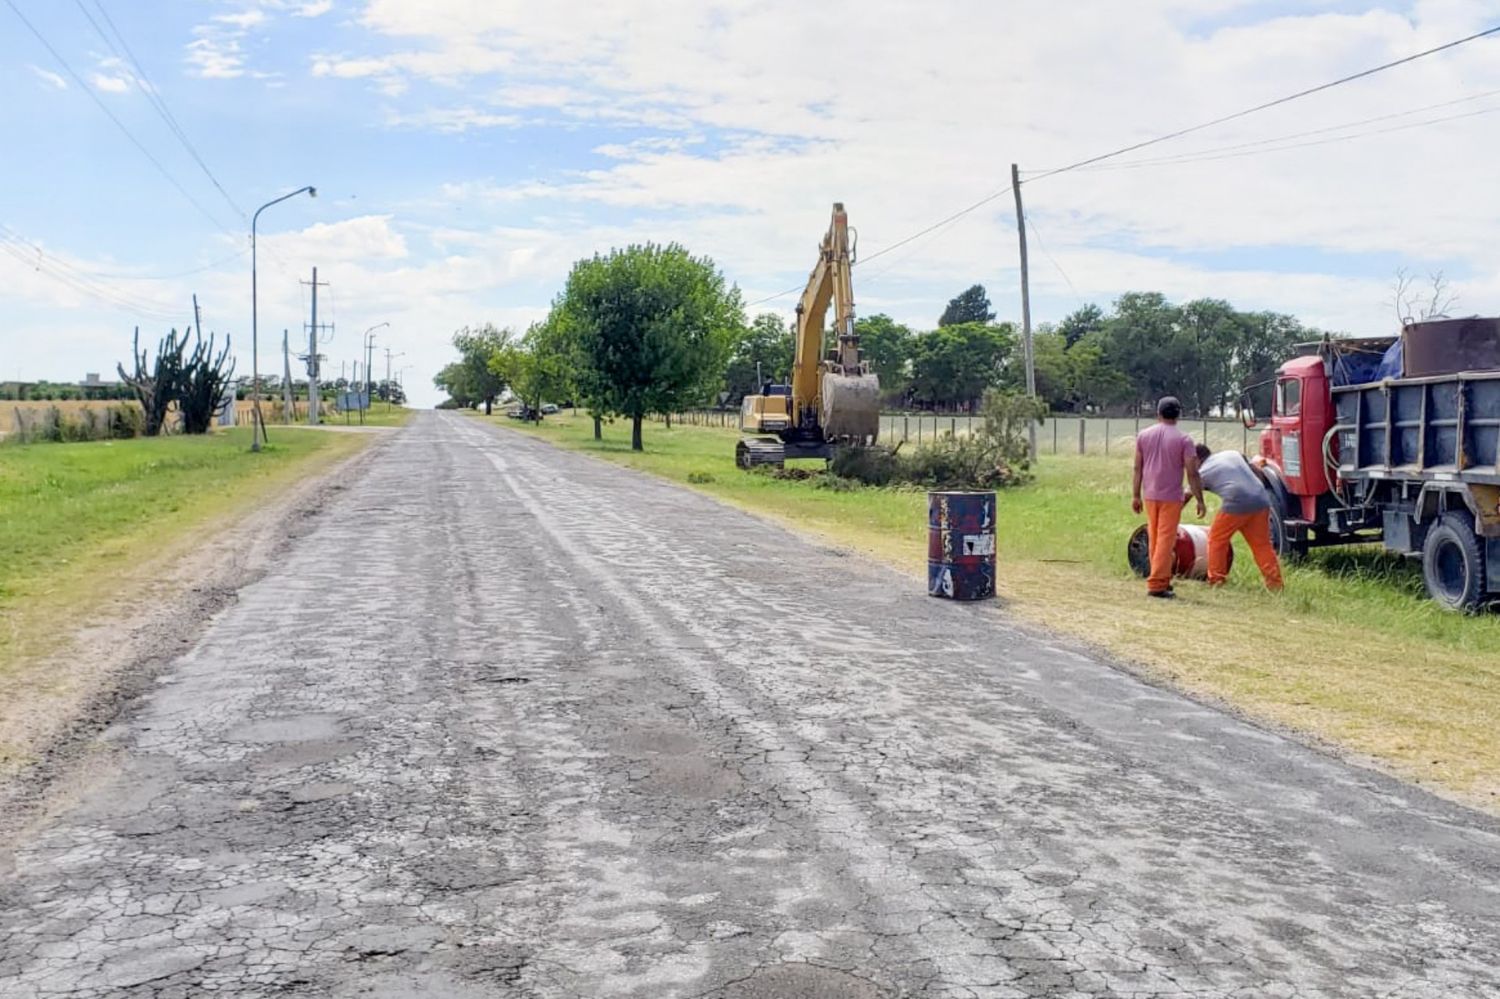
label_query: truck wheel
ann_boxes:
[1421,511,1488,612]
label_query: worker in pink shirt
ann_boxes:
[1131,397,1205,599]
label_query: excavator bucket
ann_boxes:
[819,372,881,442]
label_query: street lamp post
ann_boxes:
[251,185,316,451]
[361,321,388,404]
[384,349,405,412]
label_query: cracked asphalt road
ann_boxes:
[3,410,1499,998]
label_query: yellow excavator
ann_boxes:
[736,202,881,468]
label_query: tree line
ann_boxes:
[437,248,1337,449]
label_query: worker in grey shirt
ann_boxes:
[1193,443,1283,590]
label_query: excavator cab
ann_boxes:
[740,384,791,434]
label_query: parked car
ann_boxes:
[541,403,559,414]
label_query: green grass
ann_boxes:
[0,428,365,672]
[490,410,1500,808]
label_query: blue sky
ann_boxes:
[4,0,1498,407]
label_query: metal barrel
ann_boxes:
[928,491,996,600]
[1126,523,1230,580]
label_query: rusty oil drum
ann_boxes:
[928,491,996,600]
[1126,522,1230,580]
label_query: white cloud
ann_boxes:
[294,0,334,15]
[91,73,131,94]
[29,65,67,90]
[385,107,523,132]
[214,9,268,29]
[186,36,246,79]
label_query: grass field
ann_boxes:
[491,410,1500,808]
[0,428,367,693]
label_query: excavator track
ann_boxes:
[736,437,785,469]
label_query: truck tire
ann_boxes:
[1421,511,1488,612]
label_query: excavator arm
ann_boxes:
[735,202,879,468]
[790,203,879,439]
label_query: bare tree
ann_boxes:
[1391,268,1459,327]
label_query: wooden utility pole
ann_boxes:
[1011,162,1038,461]
[281,330,295,420]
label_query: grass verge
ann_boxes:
[0,428,370,765]
[489,410,1500,810]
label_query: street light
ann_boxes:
[361,322,388,399]
[251,185,316,451]
[385,350,405,412]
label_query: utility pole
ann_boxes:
[1011,162,1038,461]
[301,267,330,425]
[281,330,295,420]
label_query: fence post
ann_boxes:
[950,416,956,437]
[1243,423,1248,454]
[1104,418,1110,456]
[1078,419,1086,454]
[903,415,909,442]
[1052,419,1058,454]
[1203,416,1209,443]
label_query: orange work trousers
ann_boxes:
[1207,508,1284,591]
[1143,500,1182,594]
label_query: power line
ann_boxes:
[3,0,238,237]
[847,23,1500,267]
[0,228,185,319]
[78,0,247,221]
[1024,215,1082,307]
[1025,22,1500,184]
[1039,88,1500,173]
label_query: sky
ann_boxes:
[3,0,1499,408]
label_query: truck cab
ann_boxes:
[1260,356,1335,522]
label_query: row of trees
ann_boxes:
[437,256,1337,448]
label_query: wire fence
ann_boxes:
[657,409,1256,457]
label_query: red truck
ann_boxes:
[1246,317,1500,611]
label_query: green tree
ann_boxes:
[908,322,1014,410]
[854,313,914,396]
[1057,303,1105,348]
[492,320,574,422]
[451,324,513,415]
[938,284,995,327]
[555,243,744,451]
[723,312,793,404]
[433,361,477,408]
[1100,292,1182,409]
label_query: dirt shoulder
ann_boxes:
[0,431,389,838]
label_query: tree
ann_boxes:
[723,313,794,404]
[117,326,192,436]
[1100,292,1182,409]
[938,285,995,327]
[493,319,574,422]
[854,313,914,397]
[451,324,513,415]
[554,243,744,451]
[1057,303,1105,348]
[1391,268,1458,327]
[433,362,477,409]
[178,331,236,434]
[908,322,1014,410]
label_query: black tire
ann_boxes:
[1421,511,1488,612]
[735,441,752,470]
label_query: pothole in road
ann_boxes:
[713,963,890,999]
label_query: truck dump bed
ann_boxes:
[1333,372,1500,485]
